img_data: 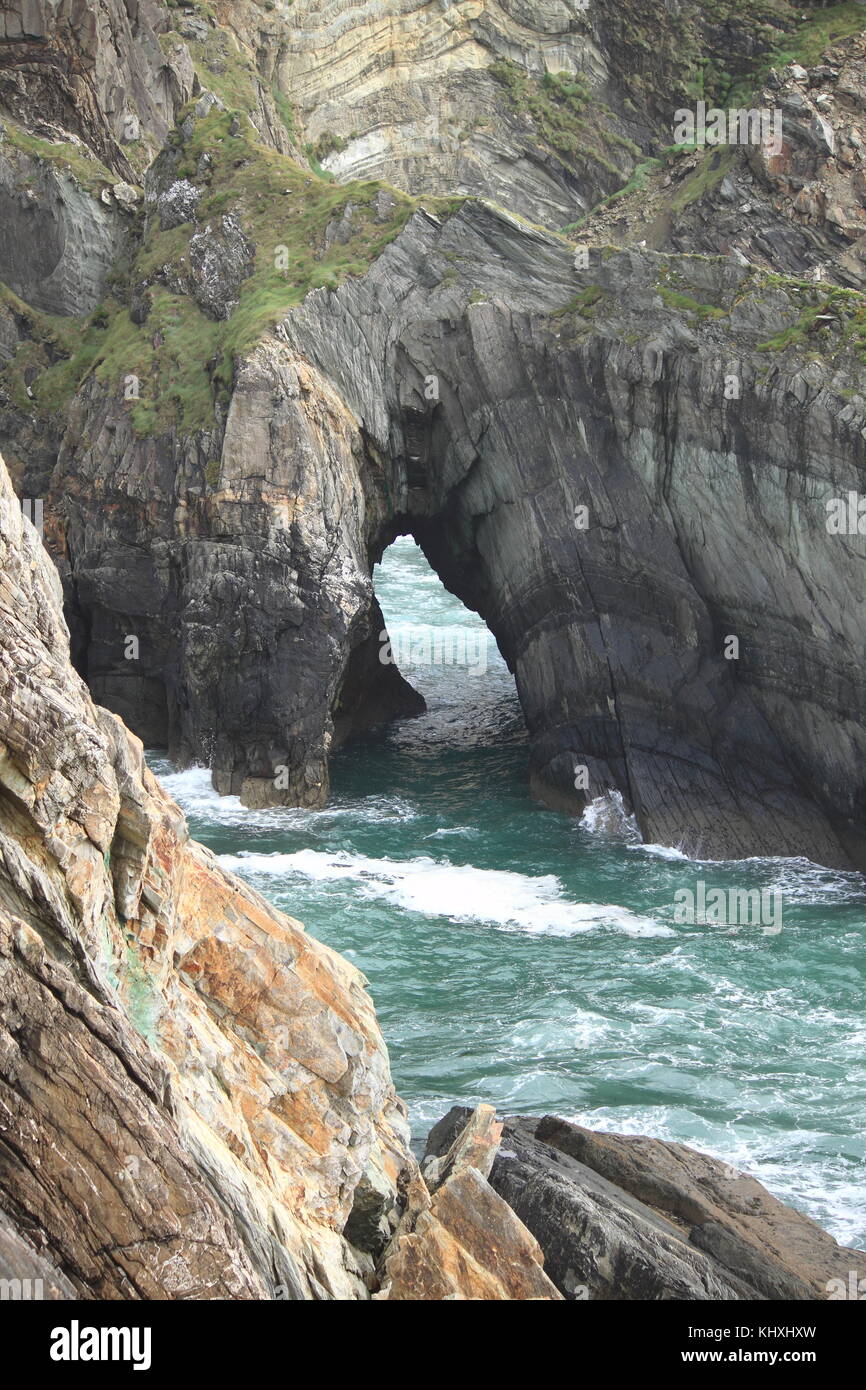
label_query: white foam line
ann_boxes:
[217,847,674,938]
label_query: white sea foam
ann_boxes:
[217,848,675,938]
[580,791,640,842]
[150,763,418,828]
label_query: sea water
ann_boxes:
[150,537,866,1246]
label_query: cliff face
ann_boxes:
[275,0,796,227]
[0,448,414,1298]
[0,449,569,1299]
[42,195,866,867]
[2,0,866,870]
[580,30,866,289]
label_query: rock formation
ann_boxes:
[0,447,568,1299]
[2,0,865,865]
[425,1107,866,1301]
[1,0,864,1306]
[0,446,414,1298]
[580,30,866,289]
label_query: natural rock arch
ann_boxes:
[52,205,866,868]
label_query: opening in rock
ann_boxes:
[370,534,526,760]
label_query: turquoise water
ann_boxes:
[151,537,866,1247]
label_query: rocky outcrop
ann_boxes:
[425,1108,866,1301]
[0,447,416,1298]
[582,33,866,288]
[0,0,194,178]
[275,0,794,228]
[0,141,132,315]
[379,1104,561,1299]
[0,450,566,1301]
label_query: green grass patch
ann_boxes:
[0,120,118,196]
[1,110,463,437]
[659,286,728,319]
[726,2,866,104]
[756,283,866,359]
[488,60,622,176]
[551,285,605,318]
[670,146,736,213]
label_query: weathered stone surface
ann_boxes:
[0,148,128,315]
[187,214,255,319]
[157,177,201,230]
[422,1100,503,1190]
[0,0,194,179]
[425,1108,866,1301]
[0,449,415,1299]
[380,1106,562,1300]
[275,0,793,227]
[582,33,866,290]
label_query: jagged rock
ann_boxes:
[0,1210,77,1300]
[112,181,141,210]
[810,114,836,158]
[379,1107,562,1301]
[44,202,866,866]
[0,450,415,1299]
[0,0,194,177]
[580,32,866,289]
[188,214,256,319]
[157,178,201,230]
[426,1109,866,1301]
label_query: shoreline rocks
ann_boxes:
[424,1107,866,1301]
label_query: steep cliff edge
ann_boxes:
[37,189,866,866]
[0,448,416,1298]
[0,447,570,1301]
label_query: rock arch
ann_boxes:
[53,205,866,867]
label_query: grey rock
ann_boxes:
[112,181,140,211]
[425,1108,866,1301]
[810,114,836,158]
[157,178,201,230]
[48,204,866,866]
[0,151,126,315]
[188,214,256,319]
